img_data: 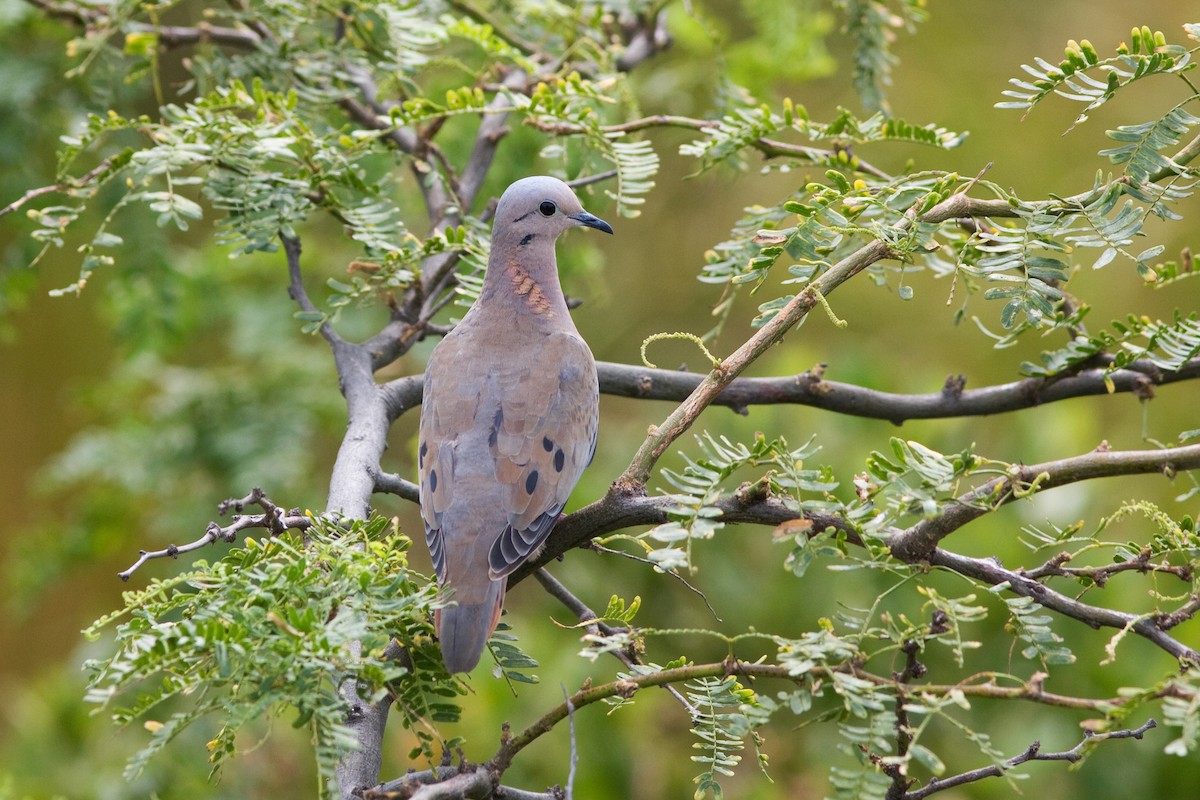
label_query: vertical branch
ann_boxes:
[283,233,398,796]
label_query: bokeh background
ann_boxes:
[2,1,1198,797]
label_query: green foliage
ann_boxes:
[619,432,831,572]
[1000,595,1075,666]
[855,438,983,533]
[8,4,1200,800]
[997,27,1197,127]
[82,514,459,796]
[833,0,928,114]
[958,207,1071,329]
[23,0,660,309]
[1162,674,1200,756]
[1118,312,1200,371]
[688,676,764,799]
[486,623,540,686]
[1100,106,1200,185]
[1021,311,1200,377]
[681,100,963,174]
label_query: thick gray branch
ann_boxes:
[378,357,1200,426]
[890,443,1200,561]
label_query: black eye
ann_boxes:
[538,201,556,217]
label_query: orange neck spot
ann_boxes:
[506,260,553,315]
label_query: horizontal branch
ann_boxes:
[488,658,1163,777]
[375,356,1200,430]
[24,0,263,48]
[511,491,855,584]
[890,442,1200,561]
[594,358,1200,423]
[366,764,555,800]
[905,719,1157,800]
[526,114,891,179]
[929,547,1200,664]
[0,153,122,219]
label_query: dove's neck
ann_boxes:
[479,235,571,322]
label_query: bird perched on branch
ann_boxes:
[418,176,612,673]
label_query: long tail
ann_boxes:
[435,579,505,674]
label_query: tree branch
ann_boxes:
[526,114,891,179]
[375,357,1200,426]
[904,719,1157,800]
[928,547,1200,664]
[1022,548,1194,587]
[614,241,892,489]
[278,236,408,795]
[117,488,310,580]
[593,359,1200,422]
[0,154,122,219]
[23,0,263,48]
[610,192,1024,490]
[486,658,1164,778]
[366,765,556,800]
[513,493,855,583]
[890,443,1200,562]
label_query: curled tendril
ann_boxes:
[640,331,723,370]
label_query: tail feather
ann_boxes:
[436,579,505,673]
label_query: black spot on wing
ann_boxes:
[488,408,503,449]
[419,441,427,468]
[542,436,554,452]
[554,448,565,472]
[429,469,438,493]
[525,470,539,494]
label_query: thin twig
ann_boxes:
[566,169,619,189]
[1021,548,1193,586]
[0,155,122,219]
[281,233,344,347]
[374,471,420,502]
[563,684,578,800]
[533,568,696,717]
[527,114,891,179]
[587,542,722,622]
[117,488,310,580]
[488,659,1163,774]
[904,719,1157,800]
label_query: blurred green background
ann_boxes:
[2,1,1199,797]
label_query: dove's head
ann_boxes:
[493,176,613,245]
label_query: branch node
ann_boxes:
[941,373,966,398]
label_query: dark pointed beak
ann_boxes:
[569,211,613,235]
